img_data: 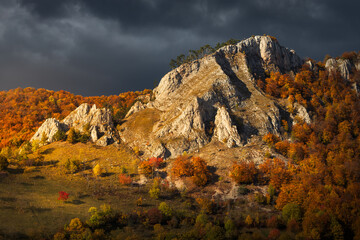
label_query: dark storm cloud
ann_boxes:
[0,0,359,96]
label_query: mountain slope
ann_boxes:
[119,36,304,158]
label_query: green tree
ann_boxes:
[158,202,172,218]
[149,178,161,199]
[282,202,302,223]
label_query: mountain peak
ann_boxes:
[120,36,306,159]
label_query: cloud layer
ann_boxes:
[0,0,359,95]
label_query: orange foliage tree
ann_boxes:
[229,161,258,184]
[170,156,209,186]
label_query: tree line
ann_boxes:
[169,38,240,69]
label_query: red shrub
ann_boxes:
[148,157,164,169]
[58,191,69,201]
[268,229,280,240]
[119,174,132,185]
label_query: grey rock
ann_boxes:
[221,35,303,77]
[325,58,352,80]
[96,135,110,147]
[62,103,113,134]
[30,118,67,143]
[125,101,146,118]
[353,83,360,95]
[293,103,311,124]
[90,126,98,142]
[213,106,242,148]
[31,103,116,146]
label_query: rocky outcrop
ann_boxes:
[325,58,352,80]
[125,101,146,118]
[293,103,311,124]
[222,35,303,78]
[31,118,67,143]
[62,103,113,134]
[31,103,115,146]
[119,35,303,158]
[213,107,242,148]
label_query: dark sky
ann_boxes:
[0,0,359,96]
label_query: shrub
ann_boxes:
[136,197,143,206]
[53,130,67,141]
[93,164,102,177]
[268,229,281,240]
[171,156,209,186]
[149,178,161,199]
[170,156,193,177]
[229,161,258,184]
[119,174,132,185]
[195,213,208,226]
[245,215,253,227]
[147,208,162,225]
[267,215,280,228]
[0,155,9,170]
[196,198,214,213]
[287,218,300,233]
[63,159,82,174]
[67,128,79,144]
[87,204,114,229]
[191,157,209,186]
[206,224,225,240]
[58,191,69,201]
[275,141,290,156]
[138,160,153,177]
[66,218,84,231]
[158,202,172,218]
[262,133,280,148]
[78,133,90,143]
[254,192,267,204]
[148,157,164,169]
[224,218,236,238]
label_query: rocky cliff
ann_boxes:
[119,35,306,158]
[31,103,116,146]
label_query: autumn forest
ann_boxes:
[0,49,359,240]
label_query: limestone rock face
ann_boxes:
[31,103,115,146]
[31,118,67,143]
[222,35,303,78]
[125,101,146,118]
[213,107,242,148]
[293,103,311,124]
[325,58,352,80]
[119,35,303,158]
[62,103,113,133]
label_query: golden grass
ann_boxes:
[0,142,159,237]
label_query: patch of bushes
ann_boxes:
[63,158,82,174]
[0,155,9,170]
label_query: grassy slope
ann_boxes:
[0,142,159,238]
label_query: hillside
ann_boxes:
[0,35,360,239]
[0,87,151,148]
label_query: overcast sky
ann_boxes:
[0,0,359,96]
